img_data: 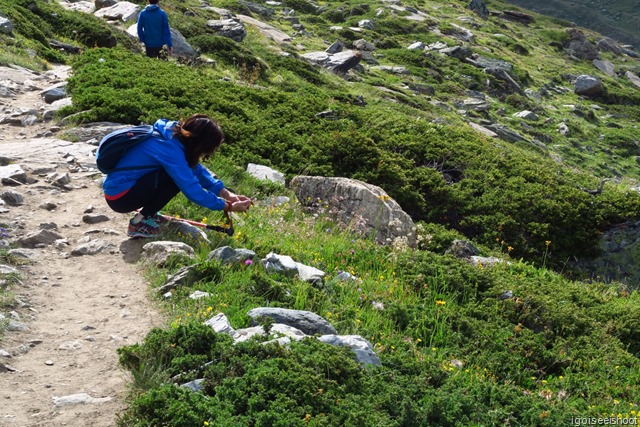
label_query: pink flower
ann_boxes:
[245,259,253,266]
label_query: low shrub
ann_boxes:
[189,34,269,78]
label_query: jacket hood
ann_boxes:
[153,119,180,142]
[144,4,160,12]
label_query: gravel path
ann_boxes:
[0,64,163,427]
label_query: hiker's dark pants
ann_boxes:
[106,168,179,218]
[145,46,162,58]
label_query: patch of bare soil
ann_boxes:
[0,65,163,427]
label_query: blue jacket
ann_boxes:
[103,119,226,211]
[137,4,172,49]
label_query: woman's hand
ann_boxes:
[226,199,252,212]
[220,189,253,212]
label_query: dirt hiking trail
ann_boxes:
[0,64,163,426]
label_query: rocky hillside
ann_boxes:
[502,0,640,48]
[4,0,640,282]
[3,0,640,425]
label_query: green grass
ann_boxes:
[3,0,640,424]
[113,158,640,425]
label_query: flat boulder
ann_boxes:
[247,307,337,335]
[592,59,616,77]
[626,71,640,88]
[206,19,247,42]
[94,1,140,22]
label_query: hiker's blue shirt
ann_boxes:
[103,119,226,211]
[137,4,172,49]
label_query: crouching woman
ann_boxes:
[102,113,252,238]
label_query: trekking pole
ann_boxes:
[159,211,234,236]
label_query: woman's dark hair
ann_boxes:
[173,114,225,167]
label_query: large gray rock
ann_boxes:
[157,264,202,293]
[484,123,528,143]
[1,190,24,205]
[59,1,96,14]
[326,39,346,54]
[206,19,247,42]
[301,50,362,75]
[317,335,381,367]
[142,241,196,265]
[574,74,604,96]
[0,17,13,34]
[70,239,113,256]
[353,39,375,51]
[440,45,473,60]
[469,56,513,73]
[467,0,489,19]
[592,59,616,77]
[247,307,337,335]
[626,71,640,89]
[43,98,73,121]
[17,229,64,248]
[0,264,19,275]
[291,176,416,246]
[358,20,375,30]
[566,29,599,60]
[165,221,210,244]
[449,24,474,42]
[260,253,326,285]
[170,28,198,58]
[261,252,299,275]
[295,262,325,285]
[207,246,255,264]
[468,121,498,138]
[512,110,539,121]
[94,1,140,22]
[238,0,275,16]
[246,163,285,185]
[233,323,306,343]
[458,97,490,112]
[204,312,235,334]
[596,37,623,55]
[445,239,480,258]
[41,86,67,104]
[236,14,291,44]
[0,165,26,184]
[326,50,361,74]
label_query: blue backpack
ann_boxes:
[96,125,161,174]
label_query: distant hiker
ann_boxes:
[102,114,253,238]
[137,0,172,58]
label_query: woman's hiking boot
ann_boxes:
[127,215,161,238]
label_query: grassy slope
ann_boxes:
[501,0,640,48]
[2,0,640,425]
